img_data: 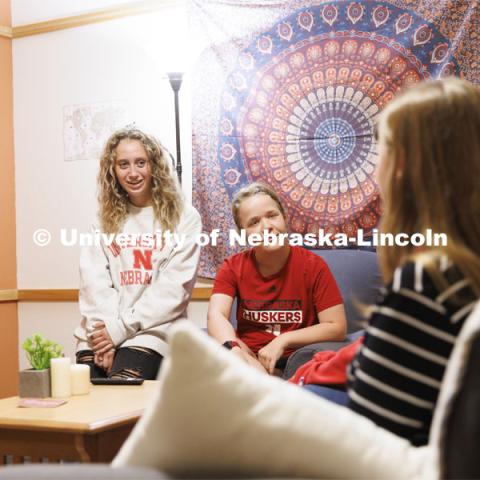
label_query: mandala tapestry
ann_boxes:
[191,0,480,278]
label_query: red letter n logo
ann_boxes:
[133,249,153,270]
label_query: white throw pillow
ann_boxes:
[429,300,480,473]
[113,322,433,479]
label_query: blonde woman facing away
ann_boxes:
[346,77,480,445]
[74,128,201,380]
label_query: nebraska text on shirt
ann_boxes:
[242,309,303,323]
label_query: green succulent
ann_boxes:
[22,333,63,370]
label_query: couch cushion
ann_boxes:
[113,322,431,479]
[313,249,382,333]
[283,331,364,380]
[282,249,381,378]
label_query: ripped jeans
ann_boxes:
[76,347,163,380]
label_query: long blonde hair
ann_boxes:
[98,128,183,233]
[377,77,480,294]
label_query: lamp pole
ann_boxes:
[167,72,184,185]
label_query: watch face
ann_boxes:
[223,341,238,350]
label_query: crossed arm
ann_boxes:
[207,293,347,374]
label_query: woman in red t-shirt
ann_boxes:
[208,183,347,374]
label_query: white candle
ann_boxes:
[50,357,71,398]
[70,364,90,395]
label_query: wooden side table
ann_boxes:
[0,381,157,464]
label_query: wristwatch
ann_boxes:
[222,340,240,350]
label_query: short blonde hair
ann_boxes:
[232,182,286,229]
[377,77,480,294]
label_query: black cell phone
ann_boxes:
[91,378,144,385]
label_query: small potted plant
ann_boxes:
[19,333,63,398]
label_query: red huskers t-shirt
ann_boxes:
[212,246,343,357]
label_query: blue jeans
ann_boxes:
[303,385,349,406]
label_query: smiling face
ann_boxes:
[237,193,288,251]
[114,139,153,207]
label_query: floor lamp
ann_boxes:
[167,72,184,185]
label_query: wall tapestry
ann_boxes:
[191,0,480,278]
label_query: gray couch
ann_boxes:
[284,248,382,379]
[0,465,165,479]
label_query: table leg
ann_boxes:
[74,434,91,463]
[82,423,135,463]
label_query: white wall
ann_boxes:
[12,0,149,26]
[12,1,210,363]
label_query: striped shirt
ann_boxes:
[347,258,477,446]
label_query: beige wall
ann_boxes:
[0,0,19,398]
[0,0,10,25]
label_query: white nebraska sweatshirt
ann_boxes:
[74,203,202,357]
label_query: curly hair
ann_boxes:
[98,128,183,233]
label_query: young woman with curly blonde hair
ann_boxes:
[74,128,201,379]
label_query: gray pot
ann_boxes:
[19,368,51,398]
